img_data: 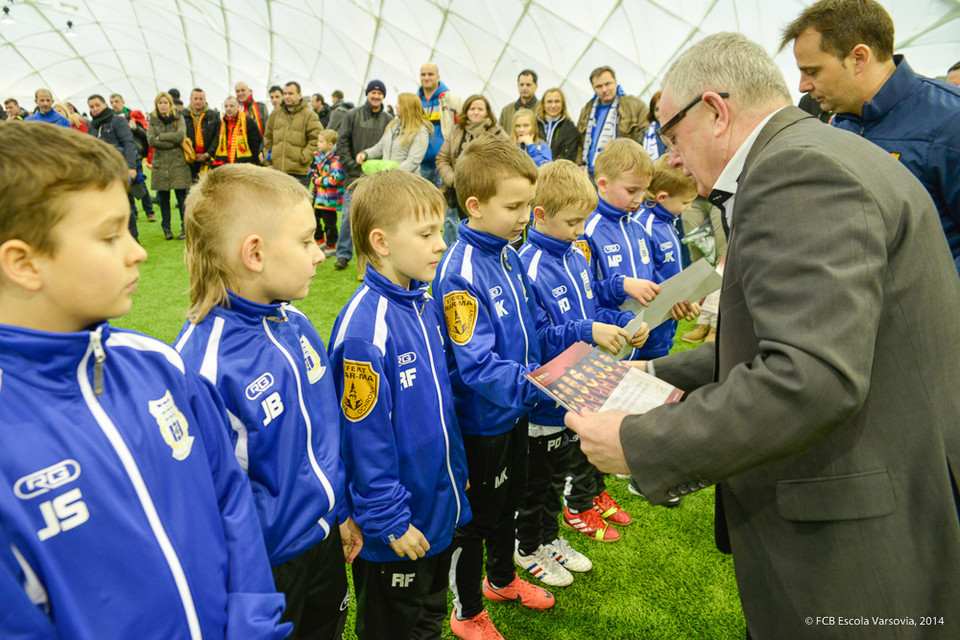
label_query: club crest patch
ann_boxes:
[148,391,194,461]
[300,335,326,384]
[574,240,591,264]
[443,291,478,345]
[341,360,379,422]
[638,238,650,264]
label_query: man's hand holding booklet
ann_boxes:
[525,342,683,415]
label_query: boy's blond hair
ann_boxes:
[183,164,310,322]
[351,170,445,270]
[319,128,339,145]
[593,138,653,183]
[533,159,598,215]
[0,121,127,256]
[647,155,697,200]
[453,134,538,212]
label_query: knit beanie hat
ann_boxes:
[365,80,386,97]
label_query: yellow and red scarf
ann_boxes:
[214,115,253,164]
[240,96,263,133]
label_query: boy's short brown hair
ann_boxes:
[0,121,127,256]
[351,170,446,270]
[183,163,310,322]
[453,134,538,212]
[593,138,653,184]
[647,155,697,199]
[533,159,598,216]
[319,128,339,144]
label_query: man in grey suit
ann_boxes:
[567,32,960,639]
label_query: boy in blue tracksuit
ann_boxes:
[516,160,649,575]
[435,136,554,640]
[328,170,471,640]
[0,123,289,639]
[175,164,357,640]
[583,138,698,359]
[633,155,702,359]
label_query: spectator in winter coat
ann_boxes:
[357,93,433,175]
[499,69,539,132]
[262,81,321,187]
[147,92,192,240]
[576,67,648,177]
[212,97,262,167]
[185,88,221,182]
[87,93,141,239]
[537,88,580,163]
[332,80,394,270]
[235,81,269,134]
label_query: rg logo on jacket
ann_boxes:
[342,360,379,421]
[149,391,195,461]
[443,291,478,345]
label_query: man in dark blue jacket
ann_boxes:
[784,0,960,277]
[87,93,141,241]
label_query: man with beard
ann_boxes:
[211,96,262,167]
[332,80,393,270]
[235,81,269,135]
[87,94,141,240]
[184,88,221,182]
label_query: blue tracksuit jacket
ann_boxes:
[0,322,288,639]
[584,196,657,358]
[175,293,346,566]
[434,220,543,436]
[328,267,471,562]
[833,55,960,275]
[518,227,635,426]
[634,202,685,358]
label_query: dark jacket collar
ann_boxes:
[832,55,917,130]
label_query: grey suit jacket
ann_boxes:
[622,107,960,639]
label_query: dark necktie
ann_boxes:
[708,189,733,237]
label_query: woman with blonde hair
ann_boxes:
[53,102,87,133]
[536,88,579,162]
[147,91,192,239]
[510,108,551,167]
[356,92,432,174]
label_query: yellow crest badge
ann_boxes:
[341,360,379,422]
[443,291,478,345]
[148,390,194,461]
[574,240,592,264]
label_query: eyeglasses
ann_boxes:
[656,92,729,151]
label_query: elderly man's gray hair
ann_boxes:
[664,32,791,109]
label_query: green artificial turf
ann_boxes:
[114,204,744,639]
